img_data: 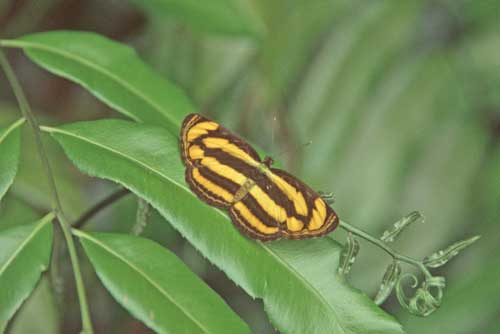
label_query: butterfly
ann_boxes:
[180,113,339,241]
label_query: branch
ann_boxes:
[0,49,94,334]
[73,188,130,229]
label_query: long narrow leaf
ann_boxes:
[43,119,403,334]
[0,212,54,331]
[0,118,24,201]
[8,278,59,334]
[1,32,194,135]
[74,230,250,334]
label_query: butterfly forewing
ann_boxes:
[185,166,238,208]
[181,113,261,167]
[181,113,261,208]
[180,113,339,241]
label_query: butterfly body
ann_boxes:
[180,113,339,241]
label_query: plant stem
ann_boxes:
[0,49,94,334]
[73,187,130,229]
[339,220,432,278]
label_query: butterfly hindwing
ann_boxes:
[267,168,339,238]
[229,197,282,241]
[228,173,288,241]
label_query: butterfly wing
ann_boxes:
[181,113,261,167]
[180,113,262,208]
[266,168,339,239]
[228,174,288,241]
[185,166,240,208]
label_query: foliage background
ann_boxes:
[0,0,499,333]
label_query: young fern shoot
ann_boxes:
[337,212,480,316]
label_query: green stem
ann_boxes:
[339,220,432,278]
[0,49,94,334]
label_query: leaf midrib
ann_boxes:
[42,126,345,332]
[73,230,210,333]
[0,39,174,125]
[0,118,25,144]
[0,212,53,277]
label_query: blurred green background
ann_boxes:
[1,0,499,333]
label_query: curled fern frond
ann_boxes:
[396,274,445,317]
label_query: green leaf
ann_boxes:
[129,0,265,37]
[0,101,86,219]
[43,119,403,334]
[1,31,194,135]
[8,278,59,334]
[423,236,481,269]
[0,212,54,332]
[0,195,39,231]
[74,230,250,334]
[0,118,24,201]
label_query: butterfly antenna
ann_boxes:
[271,113,277,149]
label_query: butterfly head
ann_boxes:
[263,156,274,168]
[255,156,274,181]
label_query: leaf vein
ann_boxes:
[0,212,53,277]
[0,118,25,143]
[1,40,172,124]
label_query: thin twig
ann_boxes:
[73,188,130,229]
[0,49,94,334]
